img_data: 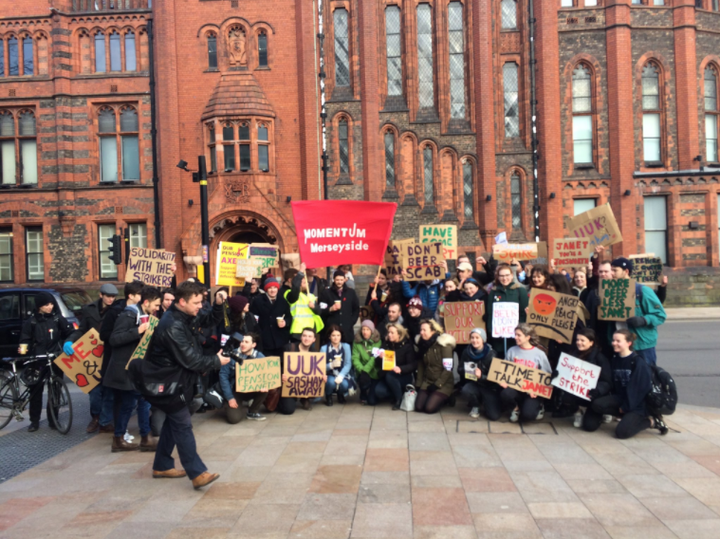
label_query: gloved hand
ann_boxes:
[587,388,600,400]
[63,341,74,356]
[626,316,647,328]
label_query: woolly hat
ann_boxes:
[361,319,376,331]
[470,327,487,342]
[611,257,633,275]
[228,295,249,314]
[464,278,481,288]
[407,296,423,309]
[35,291,55,309]
[263,277,280,291]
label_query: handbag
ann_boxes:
[400,384,417,412]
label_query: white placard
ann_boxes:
[495,231,508,245]
[551,352,601,401]
[491,302,519,339]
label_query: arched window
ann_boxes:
[448,2,466,119]
[207,33,217,70]
[258,123,269,171]
[503,63,519,138]
[385,6,402,97]
[705,66,718,163]
[95,32,106,73]
[22,37,33,76]
[501,0,517,30]
[120,107,140,180]
[384,131,395,189]
[98,108,117,182]
[338,118,349,173]
[125,32,136,71]
[109,32,121,72]
[463,161,474,221]
[417,4,434,108]
[642,63,662,163]
[18,111,37,184]
[8,37,19,76]
[207,123,216,173]
[511,173,522,230]
[334,9,350,87]
[258,31,268,67]
[572,64,593,165]
[0,112,16,184]
[423,146,434,204]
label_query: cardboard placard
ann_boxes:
[444,302,486,344]
[552,238,591,270]
[487,357,553,398]
[53,329,104,394]
[527,289,580,344]
[491,302,519,339]
[249,244,280,270]
[567,203,623,250]
[551,352,601,401]
[236,257,265,280]
[385,238,414,278]
[126,315,160,368]
[282,352,326,398]
[527,241,548,266]
[598,278,636,321]
[419,224,457,261]
[402,242,445,281]
[281,253,301,270]
[492,243,539,262]
[125,247,176,287]
[382,350,396,371]
[629,254,662,285]
[216,242,249,287]
[236,356,282,393]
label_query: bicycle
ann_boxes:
[0,353,73,434]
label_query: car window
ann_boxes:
[60,291,92,314]
[0,293,20,321]
[24,293,42,316]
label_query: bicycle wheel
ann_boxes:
[0,378,18,430]
[47,376,72,434]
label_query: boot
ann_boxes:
[112,435,139,452]
[337,392,346,404]
[325,395,333,407]
[86,415,100,433]
[140,435,158,452]
[192,471,220,490]
[153,468,186,479]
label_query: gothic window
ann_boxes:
[98,108,118,182]
[23,37,33,76]
[384,131,395,189]
[98,106,139,182]
[0,112,15,184]
[0,111,37,185]
[501,0,517,30]
[120,107,140,180]
[334,9,350,87]
[258,32,268,67]
[423,146,434,204]
[95,32,106,72]
[25,227,43,282]
[109,32,121,71]
[511,173,522,230]
[338,118,349,173]
[207,124,217,173]
[258,123,269,171]
[208,33,218,69]
[385,6,402,97]
[448,2,466,119]
[18,111,37,184]
[223,123,235,171]
[503,63,520,138]
[572,65,593,165]
[125,32,136,71]
[705,66,718,162]
[239,122,251,171]
[463,161,474,221]
[642,63,662,163]
[417,4,434,108]
[8,37,18,76]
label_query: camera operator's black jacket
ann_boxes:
[20,311,73,356]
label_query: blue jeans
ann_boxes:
[153,406,207,480]
[115,390,150,437]
[636,347,657,366]
[325,377,349,397]
[89,385,115,426]
[375,372,413,404]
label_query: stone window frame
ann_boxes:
[416,2,436,111]
[570,62,596,168]
[24,225,44,283]
[0,227,13,283]
[500,0,518,30]
[337,115,351,175]
[704,63,719,164]
[502,61,521,140]
[460,156,477,228]
[0,31,44,78]
[332,5,352,89]
[257,29,269,69]
[503,166,527,238]
[206,31,218,70]
[383,3,403,100]
[206,117,275,176]
[90,26,141,74]
[0,108,38,187]
[94,103,142,184]
[639,60,665,167]
[420,141,438,211]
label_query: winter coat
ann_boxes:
[219,349,265,400]
[69,299,116,341]
[610,351,652,416]
[621,284,666,352]
[378,313,404,341]
[320,284,360,343]
[404,307,435,341]
[224,311,259,342]
[381,338,418,376]
[485,282,528,356]
[572,346,613,399]
[443,288,487,304]
[20,310,73,356]
[458,343,495,387]
[415,333,456,396]
[401,280,442,315]
[104,306,144,391]
[250,294,292,352]
[321,343,353,379]
[99,299,127,370]
[352,332,382,380]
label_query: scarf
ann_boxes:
[417,333,438,356]
[465,343,491,362]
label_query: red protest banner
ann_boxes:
[292,201,397,268]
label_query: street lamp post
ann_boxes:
[177,157,211,286]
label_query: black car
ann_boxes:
[0,287,93,360]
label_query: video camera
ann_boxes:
[221,332,245,365]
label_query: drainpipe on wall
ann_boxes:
[148,19,162,249]
[528,0,540,242]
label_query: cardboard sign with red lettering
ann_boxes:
[492,243,539,262]
[282,352,326,398]
[487,357,553,398]
[527,289,580,344]
[552,238,591,270]
[567,203,623,250]
[444,302,486,344]
[402,242,445,281]
[53,329,104,394]
[551,353,601,401]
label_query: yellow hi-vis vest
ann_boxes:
[284,289,324,334]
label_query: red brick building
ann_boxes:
[1,0,719,305]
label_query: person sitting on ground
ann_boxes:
[458,328,499,420]
[375,323,418,410]
[352,320,382,405]
[218,333,268,423]
[415,319,457,414]
[273,327,324,413]
[320,325,353,406]
[404,296,434,341]
[499,324,552,423]
[582,329,667,438]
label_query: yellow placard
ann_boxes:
[216,242,249,287]
[382,350,396,371]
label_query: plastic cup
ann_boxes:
[19,344,28,355]
[139,315,149,325]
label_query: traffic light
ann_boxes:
[108,234,123,265]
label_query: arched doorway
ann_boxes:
[229,230,267,244]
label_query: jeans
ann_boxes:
[582,394,651,439]
[375,372,413,404]
[461,383,503,421]
[500,388,542,422]
[635,347,657,366]
[153,406,207,480]
[115,390,151,437]
[89,385,115,426]
[325,377,350,398]
[226,391,268,424]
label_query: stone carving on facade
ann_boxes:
[228,26,247,67]
[225,178,250,203]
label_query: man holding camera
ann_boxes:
[146,281,230,489]
[218,333,268,423]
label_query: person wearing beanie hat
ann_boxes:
[19,291,74,432]
[352,319,382,405]
[319,268,360,344]
[610,257,633,275]
[263,277,280,292]
[404,296,433,341]
[224,294,258,338]
[251,275,292,358]
[458,328,499,420]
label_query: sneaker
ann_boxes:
[469,407,480,419]
[510,409,520,423]
[536,405,545,421]
[246,412,267,421]
[653,416,668,435]
[573,411,583,428]
[602,415,613,424]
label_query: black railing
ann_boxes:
[72,0,151,11]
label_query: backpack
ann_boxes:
[645,364,678,416]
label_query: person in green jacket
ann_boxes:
[485,263,529,358]
[352,319,382,405]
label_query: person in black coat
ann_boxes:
[18,291,74,432]
[403,296,434,341]
[224,295,259,342]
[458,328,500,420]
[374,324,418,409]
[250,277,292,357]
[320,270,360,344]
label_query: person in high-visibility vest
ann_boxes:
[284,263,324,340]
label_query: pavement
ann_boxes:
[2,402,720,539]
[664,307,720,321]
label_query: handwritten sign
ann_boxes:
[54,329,104,394]
[598,278,636,321]
[385,238,413,277]
[236,257,265,280]
[402,242,445,281]
[551,353,600,401]
[419,225,457,260]
[282,352,326,398]
[527,241,548,266]
[126,315,160,368]
[527,289,580,344]
[444,302,486,344]
[488,357,553,398]
[492,243,539,262]
[552,238,591,270]
[281,253,301,270]
[491,302,519,339]
[125,247,176,287]
[382,350,396,371]
[567,203,623,250]
[216,242,249,287]
[249,244,279,271]
[629,254,662,285]
[236,356,282,393]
